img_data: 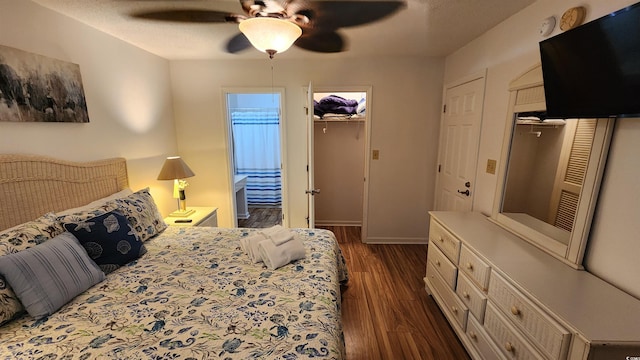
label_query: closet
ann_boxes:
[313,91,367,227]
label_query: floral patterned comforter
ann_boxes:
[0,227,348,360]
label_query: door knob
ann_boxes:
[457,189,470,196]
[305,189,321,195]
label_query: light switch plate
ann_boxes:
[372,150,380,160]
[486,159,497,174]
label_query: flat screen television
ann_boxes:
[539,2,640,118]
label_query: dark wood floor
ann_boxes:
[237,207,282,228]
[318,226,470,360]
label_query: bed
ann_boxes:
[0,154,348,359]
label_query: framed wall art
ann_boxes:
[0,45,89,123]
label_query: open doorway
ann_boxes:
[224,89,287,228]
[311,88,370,241]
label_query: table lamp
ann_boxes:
[157,156,195,217]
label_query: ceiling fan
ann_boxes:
[131,0,406,57]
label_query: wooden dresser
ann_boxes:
[425,211,640,360]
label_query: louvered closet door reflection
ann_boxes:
[549,119,597,232]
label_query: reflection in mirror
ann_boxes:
[501,116,596,246]
[491,64,614,267]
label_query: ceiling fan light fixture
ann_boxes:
[239,17,302,57]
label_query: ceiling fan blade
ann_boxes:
[131,9,236,23]
[226,33,252,53]
[295,31,345,53]
[298,1,405,30]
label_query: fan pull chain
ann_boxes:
[270,57,275,100]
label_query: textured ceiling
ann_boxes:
[31,0,536,60]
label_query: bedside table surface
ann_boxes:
[164,206,218,227]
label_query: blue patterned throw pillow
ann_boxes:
[64,211,147,274]
[110,188,167,242]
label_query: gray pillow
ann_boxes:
[0,232,105,319]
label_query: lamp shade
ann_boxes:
[157,156,195,180]
[239,17,302,55]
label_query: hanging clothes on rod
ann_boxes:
[528,124,542,137]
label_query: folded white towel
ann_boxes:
[266,229,294,245]
[240,233,268,263]
[257,237,306,270]
[259,225,284,236]
[258,225,294,245]
[518,116,541,121]
[542,119,567,126]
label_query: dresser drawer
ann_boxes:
[485,302,545,360]
[426,261,468,331]
[429,218,461,263]
[459,245,491,290]
[456,272,487,322]
[488,272,571,360]
[427,243,458,289]
[467,314,507,360]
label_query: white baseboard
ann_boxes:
[365,236,428,244]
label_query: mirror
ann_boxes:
[501,117,604,245]
[491,65,614,268]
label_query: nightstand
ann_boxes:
[164,206,218,227]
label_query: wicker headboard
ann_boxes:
[0,154,129,231]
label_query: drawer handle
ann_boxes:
[451,306,458,314]
[465,262,474,271]
[462,291,470,299]
[510,305,521,316]
[504,342,515,353]
[469,331,477,341]
[439,236,444,242]
[435,260,441,267]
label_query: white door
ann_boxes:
[434,73,486,211]
[305,82,318,228]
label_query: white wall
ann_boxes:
[444,0,640,298]
[0,1,178,216]
[170,57,445,243]
[585,119,640,299]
